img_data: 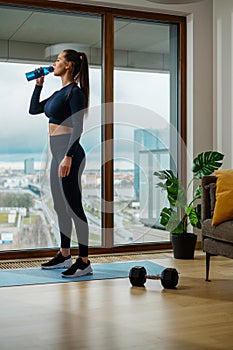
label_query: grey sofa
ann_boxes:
[201,175,233,281]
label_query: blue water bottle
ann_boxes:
[25,66,54,81]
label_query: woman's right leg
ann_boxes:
[41,155,73,269]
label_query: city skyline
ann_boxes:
[0,61,170,159]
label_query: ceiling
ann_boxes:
[0,7,102,47]
[146,0,203,3]
[0,6,170,52]
[0,4,172,71]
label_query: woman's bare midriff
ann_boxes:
[49,123,72,136]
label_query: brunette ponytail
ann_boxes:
[79,52,89,109]
[63,49,90,109]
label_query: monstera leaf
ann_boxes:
[154,170,186,207]
[185,204,201,229]
[160,207,186,234]
[192,151,224,179]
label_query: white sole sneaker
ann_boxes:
[62,264,93,278]
[41,257,73,270]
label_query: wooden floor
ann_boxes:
[0,251,232,350]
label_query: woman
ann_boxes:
[29,49,92,278]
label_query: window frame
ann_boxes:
[0,0,186,259]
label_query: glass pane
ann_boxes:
[114,18,179,245]
[0,6,102,250]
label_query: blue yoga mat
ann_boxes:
[0,260,164,288]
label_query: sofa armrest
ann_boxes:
[201,175,216,221]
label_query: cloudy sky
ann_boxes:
[0,61,170,168]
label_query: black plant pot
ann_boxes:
[171,233,197,259]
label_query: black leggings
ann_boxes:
[50,134,89,257]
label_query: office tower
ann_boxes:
[24,158,35,175]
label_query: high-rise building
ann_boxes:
[134,128,169,200]
[24,158,35,175]
[134,128,170,228]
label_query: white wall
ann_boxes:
[56,0,214,167]
[213,0,233,168]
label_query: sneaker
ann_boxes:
[62,257,93,278]
[41,252,73,269]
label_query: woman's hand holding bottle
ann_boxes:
[35,68,44,86]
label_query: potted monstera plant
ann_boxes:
[154,151,224,259]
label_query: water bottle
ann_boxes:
[25,66,54,81]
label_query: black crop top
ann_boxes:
[29,83,85,157]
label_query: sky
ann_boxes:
[0,61,170,169]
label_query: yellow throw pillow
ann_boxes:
[212,169,233,226]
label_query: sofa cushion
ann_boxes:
[212,169,233,226]
[202,219,233,244]
[203,237,233,258]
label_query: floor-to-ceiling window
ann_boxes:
[0,1,186,257]
[113,18,180,245]
[0,5,102,251]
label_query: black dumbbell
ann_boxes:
[129,266,179,289]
